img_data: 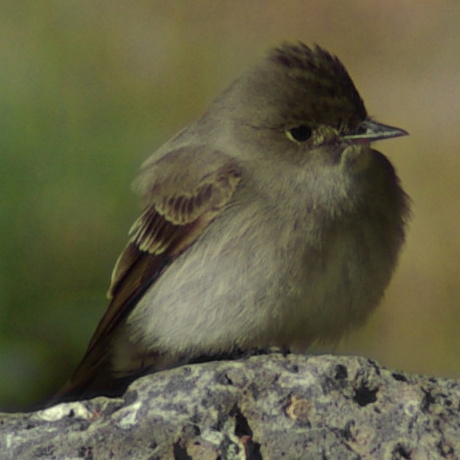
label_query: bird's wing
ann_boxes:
[57,146,242,399]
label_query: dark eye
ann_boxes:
[286,125,312,143]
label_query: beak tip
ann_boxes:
[395,127,409,137]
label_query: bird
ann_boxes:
[54,42,409,403]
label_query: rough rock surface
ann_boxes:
[1,354,459,459]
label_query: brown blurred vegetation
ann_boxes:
[1,0,459,411]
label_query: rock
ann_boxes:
[1,354,458,459]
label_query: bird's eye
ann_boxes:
[286,125,312,143]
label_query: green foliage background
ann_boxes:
[1,1,459,410]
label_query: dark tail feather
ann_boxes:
[50,366,139,406]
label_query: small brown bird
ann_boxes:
[55,43,409,402]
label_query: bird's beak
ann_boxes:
[343,120,408,143]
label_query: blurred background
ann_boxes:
[1,0,459,411]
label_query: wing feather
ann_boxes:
[57,147,242,397]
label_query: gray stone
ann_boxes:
[1,354,459,459]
